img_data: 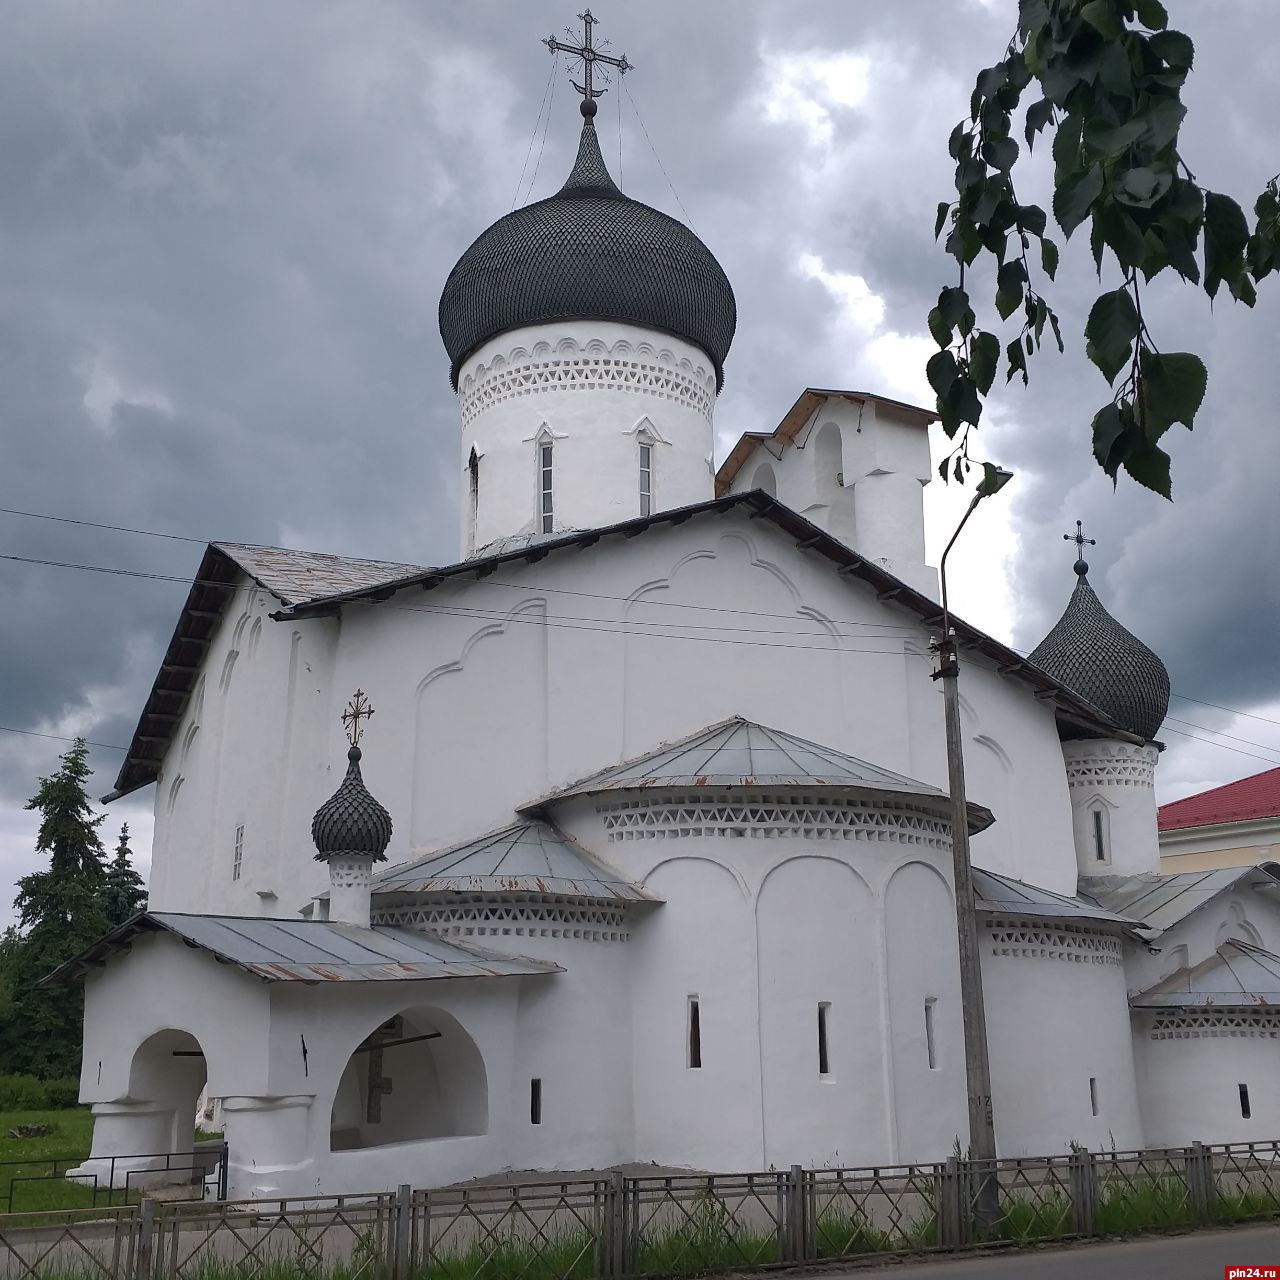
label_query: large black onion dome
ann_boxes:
[1029,565,1170,741]
[438,118,736,391]
[311,746,393,863]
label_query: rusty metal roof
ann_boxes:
[373,820,651,901]
[523,716,995,833]
[43,912,563,986]
[973,867,1136,927]
[1082,864,1280,938]
[1131,940,1280,1009]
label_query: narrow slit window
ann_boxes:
[1092,808,1107,862]
[817,1002,831,1076]
[687,996,701,1069]
[924,998,937,1070]
[539,441,554,533]
[639,441,652,517]
[232,823,244,882]
[530,1078,542,1125]
[1240,1083,1252,1119]
[1089,1077,1099,1116]
[468,448,480,549]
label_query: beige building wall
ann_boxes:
[1158,818,1280,874]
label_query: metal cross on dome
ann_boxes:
[341,689,375,748]
[1063,520,1097,557]
[544,10,633,113]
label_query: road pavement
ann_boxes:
[827,1224,1280,1277]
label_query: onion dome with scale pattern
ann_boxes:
[311,746,393,863]
[1029,559,1170,742]
[438,112,737,391]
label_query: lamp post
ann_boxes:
[932,467,1011,1229]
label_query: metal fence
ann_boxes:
[4,1140,1280,1279]
[0,1146,228,1214]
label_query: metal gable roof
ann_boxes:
[1131,940,1280,1009]
[43,912,563,986]
[1082,864,1280,937]
[973,868,1137,927]
[110,491,1145,805]
[373,820,651,901]
[521,716,996,832]
[107,541,428,801]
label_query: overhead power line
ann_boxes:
[0,724,128,751]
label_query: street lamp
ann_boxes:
[932,466,1012,1226]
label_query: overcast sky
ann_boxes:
[2,1,1277,923]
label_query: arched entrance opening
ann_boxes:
[330,1007,488,1151]
[127,1029,208,1156]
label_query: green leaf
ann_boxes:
[948,121,972,161]
[1134,0,1169,29]
[1138,349,1207,437]
[1098,40,1133,95]
[935,201,951,240]
[1141,99,1186,150]
[1041,237,1060,280]
[928,286,969,346]
[1048,309,1065,353]
[975,64,1008,102]
[982,137,1019,172]
[1024,97,1054,150]
[995,261,1026,320]
[1083,117,1148,157]
[927,349,960,399]
[1005,336,1028,385]
[1084,287,1140,384]
[1018,203,1047,237]
[1091,402,1128,473]
[1053,162,1104,237]
[944,372,982,429]
[957,157,986,192]
[1122,435,1172,498]
[969,330,1000,395]
[1150,29,1194,70]
[1081,0,1123,39]
[1204,190,1250,299]
[1114,166,1173,209]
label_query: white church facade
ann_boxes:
[52,65,1280,1201]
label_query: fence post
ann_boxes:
[601,1169,626,1276]
[135,1199,156,1280]
[784,1165,805,1263]
[935,1157,964,1248]
[390,1183,411,1280]
[1185,1141,1214,1221]
[1068,1148,1098,1236]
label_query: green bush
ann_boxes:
[0,1074,82,1111]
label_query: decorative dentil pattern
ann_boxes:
[459,336,716,427]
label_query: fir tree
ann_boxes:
[0,739,110,1077]
[102,823,147,927]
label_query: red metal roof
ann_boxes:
[1158,766,1280,832]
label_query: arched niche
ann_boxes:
[330,1007,488,1152]
[751,462,777,497]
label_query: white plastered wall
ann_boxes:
[455,320,717,556]
[147,511,1085,918]
[1063,740,1162,879]
[724,396,938,599]
[981,923,1143,1155]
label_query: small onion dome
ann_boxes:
[311,746,393,863]
[438,116,737,391]
[1029,560,1170,741]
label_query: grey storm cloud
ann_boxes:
[1,0,1277,915]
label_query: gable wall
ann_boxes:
[146,513,1084,915]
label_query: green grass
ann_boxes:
[0,1108,105,1213]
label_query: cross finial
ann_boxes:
[1063,520,1096,577]
[544,10,633,120]
[341,689,375,748]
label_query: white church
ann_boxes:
[53,36,1280,1200]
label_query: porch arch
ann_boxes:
[330,1006,488,1151]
